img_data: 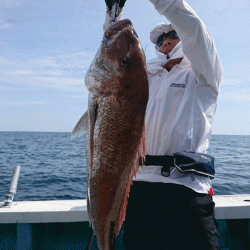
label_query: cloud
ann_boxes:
[0,51,93,91]
[1,0,23,8]
[0,0,53,27]
[219,78,250,102]
[221,79,242,85]
[219,88,250,102]
[0,23,11,29]
[1,101,47,106]
[0,0,25,29]
[5,70,36,76]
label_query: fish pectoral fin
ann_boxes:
[71,111,88,140]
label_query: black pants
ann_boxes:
[123,181,219,250]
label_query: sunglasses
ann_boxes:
[157,30,179,47]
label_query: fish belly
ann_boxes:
[88,95,146,249]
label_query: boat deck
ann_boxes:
[0,195,250,249]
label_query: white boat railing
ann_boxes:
[0,166,21,207]
[0,195,250,224]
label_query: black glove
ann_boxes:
[104,0,127,11]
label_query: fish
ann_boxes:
[72,19,148,250]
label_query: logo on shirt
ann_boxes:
[170,83,186,88]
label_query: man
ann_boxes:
[104,0,222,249]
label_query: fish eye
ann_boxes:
[121,58,127,66]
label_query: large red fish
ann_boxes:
[72,19,148,250]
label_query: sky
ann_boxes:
[1,0,250,135]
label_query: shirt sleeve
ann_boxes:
[153,0,222,92]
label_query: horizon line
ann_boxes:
[0,131,249,136]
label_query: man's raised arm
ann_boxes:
[148,0,222,91]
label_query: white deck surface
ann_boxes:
[0,199,88,223]
[0,195,250,223]
[213,194,250,220]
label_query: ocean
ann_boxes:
[0,132,249,201]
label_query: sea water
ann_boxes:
[0,132,249,201]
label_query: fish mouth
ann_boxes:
[103,19,139,46]
[106,19,133,33]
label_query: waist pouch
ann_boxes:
[141,152,215,179]
[173,151,215,179]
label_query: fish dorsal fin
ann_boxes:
[71,111,88,140]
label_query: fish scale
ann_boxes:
[89,96,145,246]
[72,19,148,250]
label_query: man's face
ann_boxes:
[159,32,180,57]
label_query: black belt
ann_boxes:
[140,155,174,167]
[140,155,175,177]
[139,152,215,179]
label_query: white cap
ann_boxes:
[150,23,174,45]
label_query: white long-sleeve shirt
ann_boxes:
[104,0,222,193]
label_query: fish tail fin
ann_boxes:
[114,124,147,236]
[71,111,88,140]
[94,221,116,250]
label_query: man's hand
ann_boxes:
[164,58,183,71]
[105,0,127,11]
